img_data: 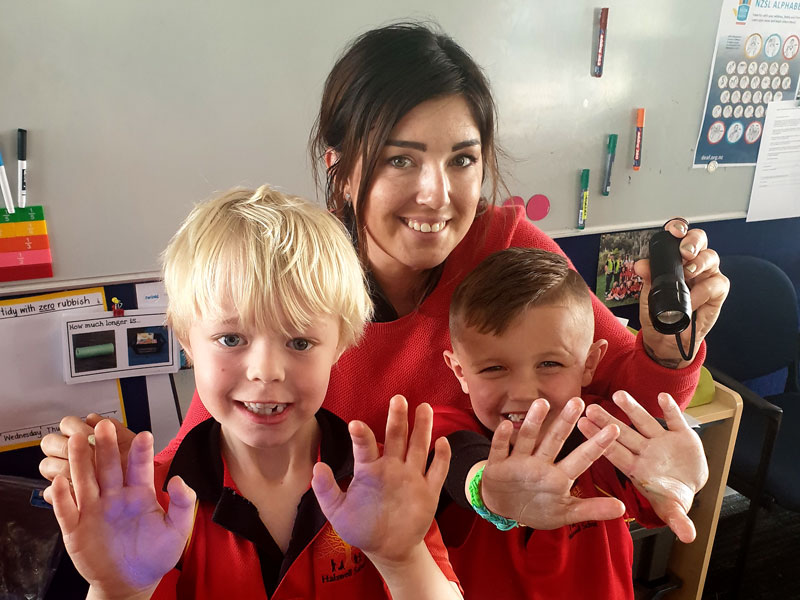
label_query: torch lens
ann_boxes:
[657,310,685,325]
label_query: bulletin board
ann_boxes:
[0,0,764,295]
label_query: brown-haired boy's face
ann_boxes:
[445,303,606,444]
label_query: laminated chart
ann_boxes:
[0,206,53,283]
[694,0,800,167]
[0,288,124,452]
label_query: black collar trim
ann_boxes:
[164,408,355,595]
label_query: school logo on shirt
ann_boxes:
[567,481,598,539]
[316,526,368,584]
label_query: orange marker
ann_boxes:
[633,108,645,171]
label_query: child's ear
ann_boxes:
[582,339,609,386]
[443,349,470,395]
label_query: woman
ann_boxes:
[41,22,728,480]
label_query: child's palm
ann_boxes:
[312,397,450,565]
[481,398,626,530]
[579,391,709,543]
[52,421,196,598]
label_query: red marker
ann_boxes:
[593,8,609,77]
[633,108,645,171]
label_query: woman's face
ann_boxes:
[347,95,483,278]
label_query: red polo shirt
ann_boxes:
[152,409,458,599]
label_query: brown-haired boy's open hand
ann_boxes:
[50,419,196,600]
[481,398,626,530]
[577,391,709,543]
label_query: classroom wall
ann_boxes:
[0,0,775,296]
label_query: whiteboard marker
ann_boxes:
[0,152,15,214]
[633,109,645,171]
[17,129,27,209]
[577,169,589,230]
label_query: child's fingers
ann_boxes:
[67,434,99,509]
[584,404,646,454]
[558,423,620,481]
[658,393,691,432]
[125,431,155,489]
[311,462,344,516]
[382,395,409,459]
[38,455,71,484]
[487,421,513,464]
[425,437,451,493]
[41,484,55,505]
[662,506,697,544]
[86,413,125,430]
[94,420,124,492]
[164,476,197,539]
[566,496,626,524]
[576,419,635,474]
[510,399,548,456]
[51,475,80,534]
[348,420,380,466]
[537,398,584,462]
[61,415,96,438]
[612,391,664,438]
[406,403,434,472]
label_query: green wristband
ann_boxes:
[467,466,519,531]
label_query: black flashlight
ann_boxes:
[647,229,692,335]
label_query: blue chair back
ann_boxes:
[704,256,799,382]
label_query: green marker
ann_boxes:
[577,169,590,230]
[75,343,115,359]
[602,134,618,196]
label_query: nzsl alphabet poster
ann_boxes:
[694,0,800,167]
[0,288,125,452]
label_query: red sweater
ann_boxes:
[431,404,664,600]
[161,206,703,457]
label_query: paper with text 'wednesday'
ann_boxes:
[0,288,124,452]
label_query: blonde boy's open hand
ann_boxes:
[50,419,196,600]
[312,396,450,566]
[578,391,709,543]
[481,398,626,530]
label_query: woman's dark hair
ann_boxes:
[309,22,506,266]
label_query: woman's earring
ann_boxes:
[344,192,352,204]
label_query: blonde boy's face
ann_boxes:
[445,304,606,444]
[182,303,341,451]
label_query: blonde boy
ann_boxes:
[51,186,461,600]
[435,247,708,600]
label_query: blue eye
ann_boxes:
[288,338,313,351]
[540,361,562,368]
[217,334,242,348]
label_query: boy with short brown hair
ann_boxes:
[436,247,708,599]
